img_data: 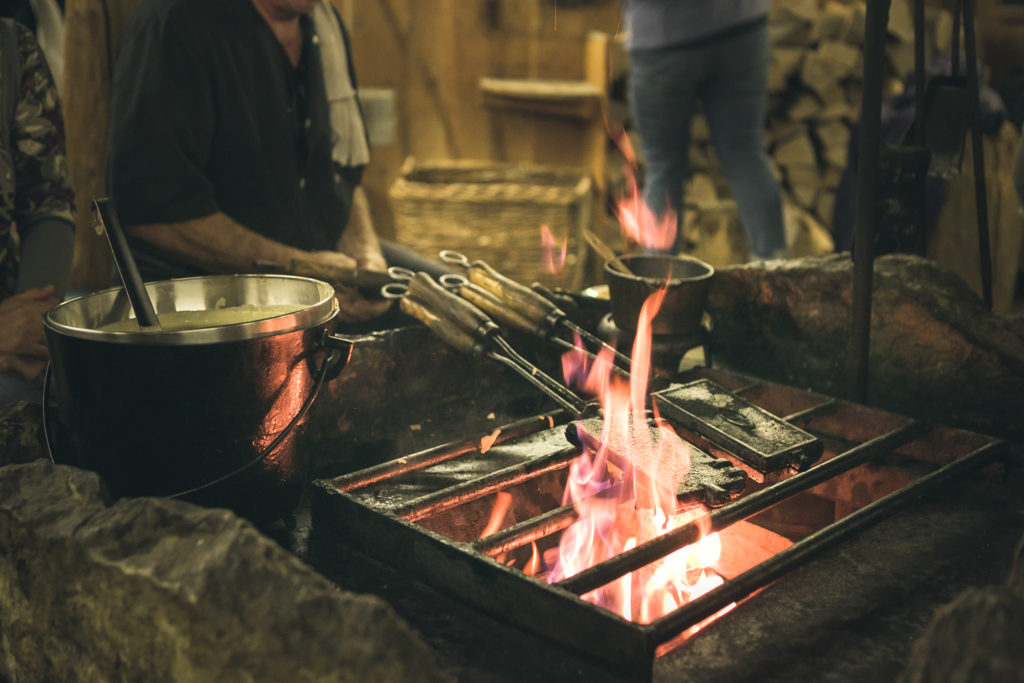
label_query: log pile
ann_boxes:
[756,0,950,230]
[606,0,955,263]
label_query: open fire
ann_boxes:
[313,117,1009,675]
[547,285,730,626]
[536,127,725,626]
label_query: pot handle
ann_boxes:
[169,343,342,499]
[321,331,377,379]
[42,362,57,465]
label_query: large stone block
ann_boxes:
[0,462,443,682]
[706,254,1024,441]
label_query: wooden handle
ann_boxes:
[467,260,560,326]
[457,282,536,334]
[399,296,477,355]
[407,271,498,340]
[583,228,634,277]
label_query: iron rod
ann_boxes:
[395,446,579,522]
[489,353,585,415]
[560,319,633,371]
[851,0,892,403]
[962,0,994,310]
[912,0,927,254]
[473,481,628,556]
[490,337,589,413]
[731,380,763,395]
[328,412,563,492]
[913,0,925,147]
[557,420,926,596]
[952,0,962,79]
[473,503,579,556]
[650,438,1008,643]
[782,398,837,423]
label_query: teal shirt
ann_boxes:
[623,0,771,51]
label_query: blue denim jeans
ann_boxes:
[629,21,786,259]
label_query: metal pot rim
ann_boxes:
[604,254,715,285]
[44,274,339,345]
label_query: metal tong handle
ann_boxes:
[399,271,589,414]
[440,250,632,371]
[445,279,537,335]
[466,260,557,326]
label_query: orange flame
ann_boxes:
[524,541,542,576]
[547,283,722,624]
[540,224,568,274]
[480,491,513,539]
[611,128,677,251]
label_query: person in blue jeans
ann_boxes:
[624,0,786,259]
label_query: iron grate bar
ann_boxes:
[396,445,578,522]
[557,420,929,596]
[329,412,562,492]
[472,503,579,556]
[650,438,1009,643]
[782,398,838,423]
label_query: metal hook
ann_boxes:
[381,282,409,299]
[438,250,471,268]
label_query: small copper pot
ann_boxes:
[604,254,714,336]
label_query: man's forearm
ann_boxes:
[127,211,312,273]
[335,187,384,269]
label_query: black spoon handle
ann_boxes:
[93,198,160,328]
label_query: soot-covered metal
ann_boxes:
[311,367,1008,679]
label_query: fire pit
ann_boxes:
[311,366,1008,679]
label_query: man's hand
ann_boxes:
[351,246,387,275]
[306,248,387,280]
[0,286,59,359]
[333,284,392,323]
[306,249,359,272]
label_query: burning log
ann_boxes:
[705,253,1024,441]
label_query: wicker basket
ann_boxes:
[389,157,593,289]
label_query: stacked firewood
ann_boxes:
[755,0,952,229]
[606,0,955,263]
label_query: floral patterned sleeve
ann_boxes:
[10,22,74,234]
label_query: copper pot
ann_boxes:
[42,274,360,524]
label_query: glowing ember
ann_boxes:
[612,127,677,252]
[540,224,568,274]
[479,428,502,454]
